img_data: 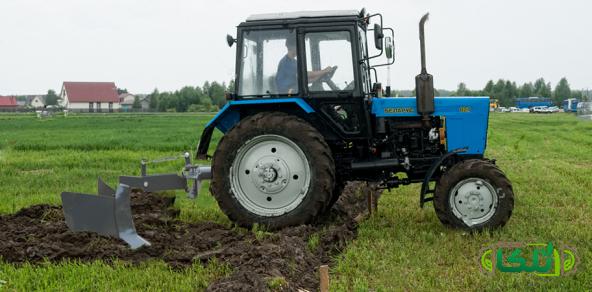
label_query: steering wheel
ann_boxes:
[318,66,341,91]
[343,80,355,91]
[310,66,340,91]
[320,66,338,82]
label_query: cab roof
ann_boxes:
[246,10,360,22]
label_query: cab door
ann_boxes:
[298,26,370,140]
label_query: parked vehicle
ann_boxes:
[547,106,560,113]
[530,106,548,113]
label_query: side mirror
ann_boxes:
[373,23,384,50]
[385,36,393,59]
[226,34,236,47]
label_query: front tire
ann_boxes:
[210,112,335,229]
[433,159,514,231]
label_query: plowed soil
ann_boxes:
[0,182,378,291]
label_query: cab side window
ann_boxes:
[305,31,355,92]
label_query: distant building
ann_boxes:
[119,93,149,112]
[60,82,120,112]
[26,95,46,108]
[0,96,18,110]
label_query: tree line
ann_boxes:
[146,81,234,112]
[449,77,586,107]
[16,77,586,112]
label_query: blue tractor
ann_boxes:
[61,10,514,249]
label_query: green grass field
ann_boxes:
[0,112,590,291]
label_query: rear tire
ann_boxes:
[325,180,345,212]
[210,112,335,229]
[433,159,514,231]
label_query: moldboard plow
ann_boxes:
[61,152,211,249]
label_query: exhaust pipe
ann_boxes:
[415,13,435,127]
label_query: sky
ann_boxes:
[0,0,590,95]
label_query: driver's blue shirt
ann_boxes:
[276,55,298,93]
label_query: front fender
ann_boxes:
[196,98,315,159]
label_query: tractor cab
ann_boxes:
[225,10,394,138]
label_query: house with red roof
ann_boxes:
[0,96,18,110]
[59,82,120,112]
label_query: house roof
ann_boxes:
[0,96,18,107]
[63,82,119,103]
[26,95,46,104]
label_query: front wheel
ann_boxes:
[433,159,514,231]
[210,112,335,229]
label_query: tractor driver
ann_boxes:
[276,37,334,94]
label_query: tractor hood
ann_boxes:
[371,96,490,155]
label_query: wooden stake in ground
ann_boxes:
[319,265,329,292]
[366,183,378,215]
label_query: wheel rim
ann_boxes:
[449,178,498,227]
[230,134,311,217]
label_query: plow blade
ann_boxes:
[61,181,150,249]
[60,153,212,249]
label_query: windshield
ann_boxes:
[238,29,297,97]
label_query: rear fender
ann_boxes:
[196,98,315,159]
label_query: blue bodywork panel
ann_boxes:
[372,97,490,155]
[206,98,315,133]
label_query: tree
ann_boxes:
[505,81,518,101]
[202,81,211,97]
[483,80,495,96]
[519,82,534,98]
[571,90,583,100]
[227,79,235,93]
[553,77,571,105]
[209,81,226,108]
[148,88,159,110]
[132,96,141,109]
[533,78,552,97]
[491,79,512,106]
[117,88,128,95]
[45,89,59,106]
[455,82,468,96]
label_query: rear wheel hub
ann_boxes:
[231,135,311,217]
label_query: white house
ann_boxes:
[60,81,121,112]
[119,93,150,112]
[27,96,46,109]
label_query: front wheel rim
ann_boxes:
[230,134,311,217]
[449,178,498,227]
